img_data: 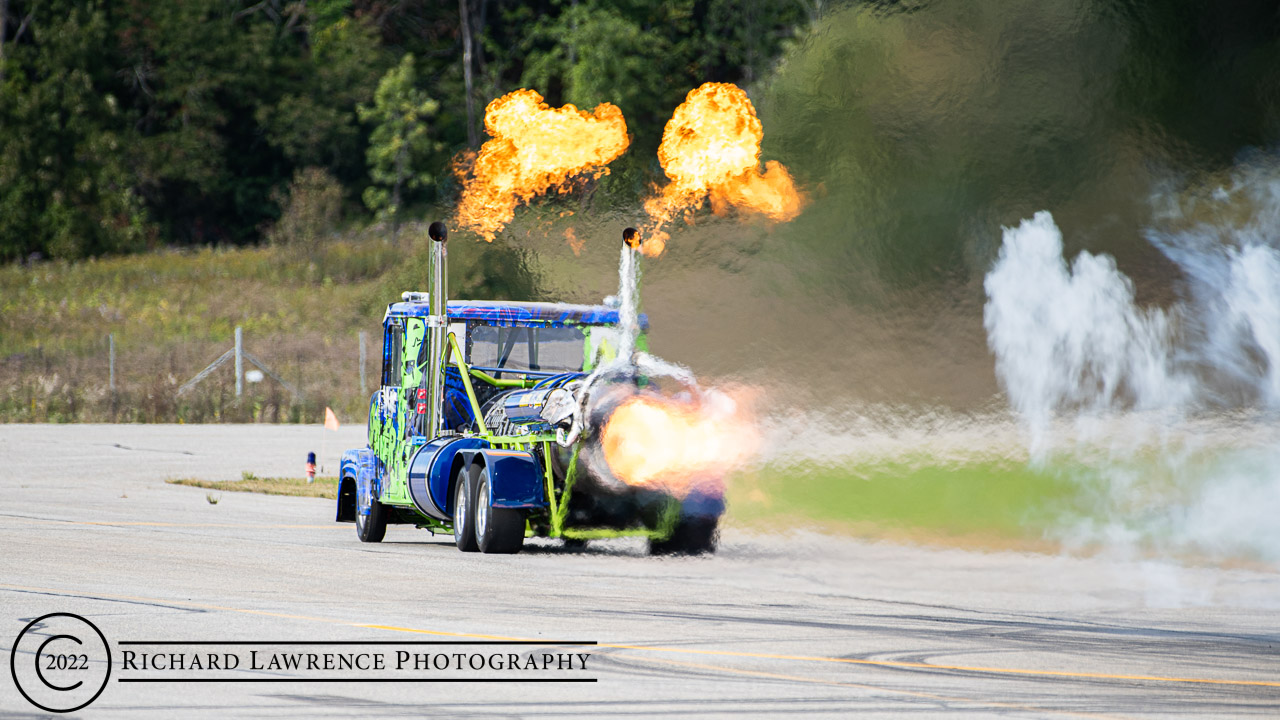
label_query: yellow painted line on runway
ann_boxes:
[597,642,1280,689]
[359,624,532,641]
[623,654,1134,720]
[2,583,1277,691]
[326,616,1280,690]
[0,516,341,529]
[1,582,1129,717]
[3,582,1132,719]
[83,522,341,529]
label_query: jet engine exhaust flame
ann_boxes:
[455,89,630,241]
[599,390,757,499]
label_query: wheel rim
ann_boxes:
[476,478,489,539]
[454,479,467,540]
[356,485,367,533]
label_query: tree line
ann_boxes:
[0,0,815,262]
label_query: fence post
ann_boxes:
[234,326,243,397]
[359,330,367,396]
[108,333,116,392]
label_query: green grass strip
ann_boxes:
[167,473,339,500]
[728,457,1085,546]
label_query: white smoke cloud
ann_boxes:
[984,202,1280,565]
[983,211,1191,453]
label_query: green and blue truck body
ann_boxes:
[336,225,723,554]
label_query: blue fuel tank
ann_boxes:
[406,436,486,520]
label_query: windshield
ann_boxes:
[468,325,589,373]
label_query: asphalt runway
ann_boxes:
[2,424,1278,718]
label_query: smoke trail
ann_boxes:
[1145,169,1280,409]
[984,196,1280,564]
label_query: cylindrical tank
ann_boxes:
[502,388,557,426]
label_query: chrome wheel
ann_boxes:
[476,477,490,539]
[453,466,479,552]
[454,479,468,543]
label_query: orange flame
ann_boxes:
[642,82,804,255]
[564,227,585,256]
[455,89,630,241]
[600,393,755,498]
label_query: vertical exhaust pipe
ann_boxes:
[424,221,449,438]
[616,227,641,362]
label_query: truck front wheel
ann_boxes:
[476,469,525,554]
[453,466,479,552]
[355,485,387,543]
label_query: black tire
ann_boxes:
[453,466,479,552]
[355,483,387,543]
[648,516,718,556]
[475,469,525,554]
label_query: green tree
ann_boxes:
[0,0,149,260]
[256,16,385,183]
[701,0,809,85]
[518,2,694,143]
[357,54,439,242]
[119,0,385,247]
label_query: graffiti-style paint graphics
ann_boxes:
[365,318,426,503]
[376,319,428,502]
[367,387,397,499]
[402,319,426,390]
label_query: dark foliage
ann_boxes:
[0,0,807,261]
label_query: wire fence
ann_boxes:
[1,329,379,424]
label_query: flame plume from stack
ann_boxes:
[642,82,805,255]
[455,89,631,241]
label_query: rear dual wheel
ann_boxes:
[648,516,718,556]
[453,465,524,554]
[453,466,479,552]
[475,471,525,554]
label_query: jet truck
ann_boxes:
[336,223,725,554]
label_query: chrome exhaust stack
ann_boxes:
[551,226,644,448]
[622,226,640,250]
[425,221,449,438]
